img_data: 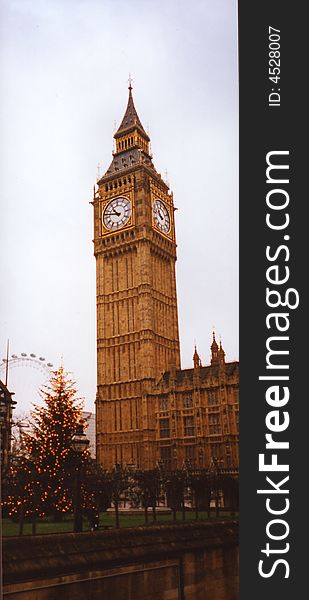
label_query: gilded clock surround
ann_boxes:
[101,193,134,235]
[151,200,170,236]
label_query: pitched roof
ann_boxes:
[159,361,239,388]
[115,86,149,139]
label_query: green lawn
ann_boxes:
[2,510,238,537]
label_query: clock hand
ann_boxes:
[106,209,121,217]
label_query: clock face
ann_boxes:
[103,197,132,231]
[153,199,170,234]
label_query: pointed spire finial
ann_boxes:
[211,329,218,349]
[211,329,219,364]
[218,336,225,364]
[114,78,148,141]
[193,341,201,368]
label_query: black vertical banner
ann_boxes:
[239,1,307,599]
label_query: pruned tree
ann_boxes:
[133,470,161,523]
[110,464,128,528]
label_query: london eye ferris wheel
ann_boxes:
[0,351,54,417]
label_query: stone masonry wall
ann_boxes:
[3,521,238,600]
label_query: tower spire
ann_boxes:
[115,81,149,139]
[211,330,219,365]
[218,337,226,365]
[99,83,164,185]
[193,344,201,369]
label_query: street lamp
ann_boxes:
[71,423,89,533]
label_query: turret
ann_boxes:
[218,339,226,365]
[210,331,219,365]
[193,345,202,369]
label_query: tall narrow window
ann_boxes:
[159,418,170,438]
[209,413,221,435]
[119,402,122,430]
[184,416,195,437]
[114,402,117,431]
[159,397,168,412]
[183,395,193,409]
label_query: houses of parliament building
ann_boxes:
[93,84,239,472]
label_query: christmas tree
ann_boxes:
[6,367,88,521]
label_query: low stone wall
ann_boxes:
[3,521,239,600]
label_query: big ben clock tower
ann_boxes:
[93,84,181,469]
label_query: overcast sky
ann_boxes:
[0,0,238,414]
